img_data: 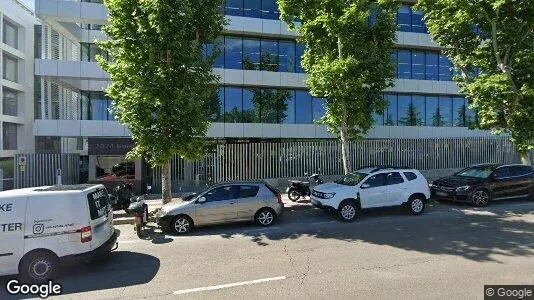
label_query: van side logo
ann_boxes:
[33,224,44,234]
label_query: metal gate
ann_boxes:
[14,154,80,188]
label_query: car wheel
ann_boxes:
[172,215,193,234]
[338,201,358,222]
[255,208,277,226]
[19,251,60,283]
[408,197,425,215]
[287,188,300,202]
[471,189,490,207]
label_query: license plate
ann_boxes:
[435,191,448,197]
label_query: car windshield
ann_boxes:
[455,166,495,178]
[335,172,368,186]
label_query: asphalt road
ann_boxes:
[2,199,534,299]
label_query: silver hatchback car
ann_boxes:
[156,181,284,234]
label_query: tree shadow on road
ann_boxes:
[185,200,534,263]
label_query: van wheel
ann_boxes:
[19,251,60,283]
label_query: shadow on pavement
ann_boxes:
[164,199,534,263]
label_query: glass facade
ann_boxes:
[224,0,279,20]
[212,88,476,127]
[213,86,323,124]
[80,91,114,120]
[3,122,17,150]
[2,87,18,117]
[207,36,305,73]
[376,94,476,127]
[392,49,453,81]
[3,54,18,82]
[397,5,428,33]
[80,43,111,62]
[3,19,18,49]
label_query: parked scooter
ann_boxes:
[109,182,134,213]
[286,173,323,201]
[129,196,148,238]
[128,186,151,238]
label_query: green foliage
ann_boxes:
[417,0,534,155]
[277,0,398,138]
[97,0,225,167]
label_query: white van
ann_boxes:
[0,184,118,282]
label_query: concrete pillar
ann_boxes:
[88,155,96,181]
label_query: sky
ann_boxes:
[21,0,34,10]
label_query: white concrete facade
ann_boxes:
[33,0,493,140]
[0,0,36,157]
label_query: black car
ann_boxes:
[431,164,534,207]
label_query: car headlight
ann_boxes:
[323,192,336,199]
[456,185,470,192]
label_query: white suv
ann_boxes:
[310,167,431,222]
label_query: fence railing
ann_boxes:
[14,154,80,189]
[151,137,524,192]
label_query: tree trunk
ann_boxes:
[161,161,172,205]
[520,152,532,166]
[340,124,352,175]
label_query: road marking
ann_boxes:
[173,276,286,295]
[118,240,138,244]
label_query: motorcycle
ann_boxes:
[128,195,149,238]
[286,173,323,202]
[109,182,134,213]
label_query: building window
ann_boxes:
[384,94,398,126]
[3,55,18,82]
[243,38,261,70]
[439,55,452,81]
[224,36,243,70]
[0,157,14,190]
[279,41,295,73]
[397,50,411,79]
[312,97,326,122]
[282,90,296,124]
[261,0,279,20]
[224,87,243,123]
[411,10,426,33]
[2,87,18,116]
[3,122,17,150]
[80,43,109,62]
[397,6,412,32]
[244,0,261,18]
[411,51,425,80]
[438,96,453,126]
[295,91,312,124]
[260,39,279,71]
[80,91,113,120]
[242,88,261,122]
[296,43,305,73]
[3,19,18,49]
[225,0,243,16]
[395,50,451,81]
[425,52,439,80]
[425,96,439,126]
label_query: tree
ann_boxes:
[417,0,534,165]
[399,102,423,126]
[98,0,225,204]
[278,0,398,174]
[432,106,443,127]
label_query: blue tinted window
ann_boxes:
[425,52,439,80]
[374,96,385,125]
[411,95,425,126]
[465,99,477,126]
[425,96,439,126]
[224,87,242,123]
[439,55,452,81]
[224,36,242,69]
[398,50,411,79]
[385,94,397,126]
[242,88,261,123]
[244,0,261,18]
[282,90,296,124]
[243,38,261,70]
[225,0,243,16]
[397,95,411,126]
[390,51,397,75]
[261,0,279,20]
[296,44,305,73]
[260,89,281,123]
[397,6,411,32]
[203,42,224,68]
[261,39,278,71]
[453,97,466,127]
[439,96,453,126]
[312,97,326,122]
[411,10,426,33]
[279,41,295,72]
[210,87,224,122]
[295,90,312,124]
[411,52,425,80]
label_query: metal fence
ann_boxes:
[151,137,524,192]
[14,154,80,189]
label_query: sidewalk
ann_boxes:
[112,195,312,225]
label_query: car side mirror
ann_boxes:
[197,197,206,203]
[361,183,371,189]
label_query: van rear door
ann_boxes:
[86,187,114,249]
[0,194,26,276]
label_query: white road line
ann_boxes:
[118,240,138,244]
[173,276,287,295]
